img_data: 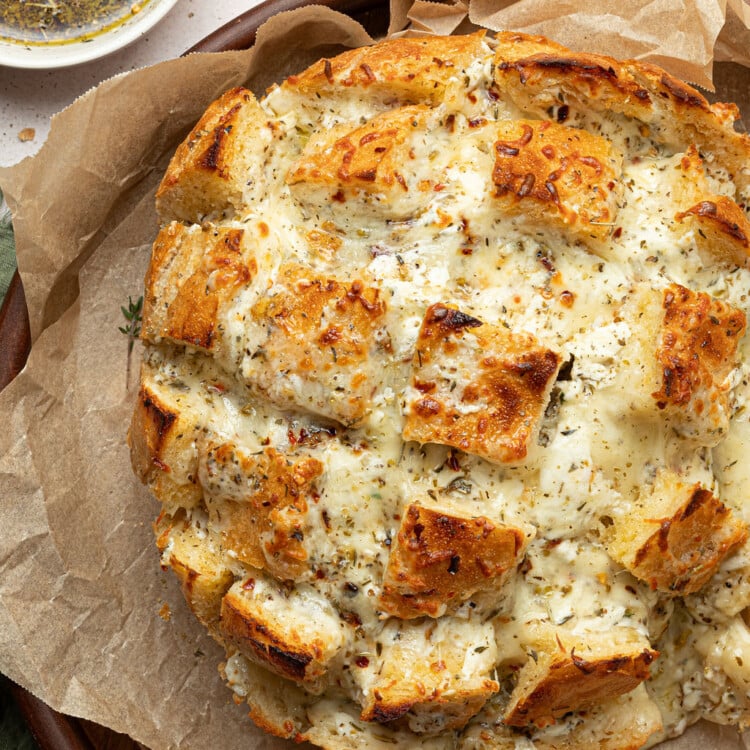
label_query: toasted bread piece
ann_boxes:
[504,628,657,728]
[128,372,202,511]
[141,222,258,353]
[379,501,530,619]
[460,684,662,750]
[615,283,746,445]
[606,470,747,594]
[156,87,273,222]
[219,578,345,695]
[222,652,314,742]
[287,105,452,219]
[493,32,750,197]
[359,618,498,734]
[676,196,750,269]
[243,264,390,426]
[154,511,233,630]
[654,284,746,441]
[278,32,489,106]
[200,443,323,582]
[403,303,561,463]
[492,119,622,253]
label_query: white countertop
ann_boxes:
[0,0,264,169]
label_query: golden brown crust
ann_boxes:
[493,33,652,120]
[288,105,432,199]
[142,222,257,352]
[281,32,488,104]
[653,284,746,412]
[461,685,663,749]
[202,443,323,581]
[153,512,233,629]
[219,581,342,693]
[491,119,622,250]
[359,621,499,733]
[379,503,528,619]
[630,486,747,594]
[493,31,750,196]
[156,87,271,222]
[676,196,750,269]
[128,379,202,510]
[614,284,746,446]
[247,264,390,425]
[504,631,657,728]
[403,303,561,464]
[606,472,748,594]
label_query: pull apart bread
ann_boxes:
[129,30,750,749]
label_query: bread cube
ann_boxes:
[128,373,202,511]
[244,264,390,426]
[615,283,745,445]
[141,222,258,353]
[676,195,750,269]
[154,512,233,630]
[403,303,561,463]
[606,470,747,594]
[201,443,323,582]
[491,119,622,253]
[156,87,273,222]
[379,501,530,619]
[219,578,345,694]
[504,628,657,728]
[360,618,498,734]
[287,105,449,220]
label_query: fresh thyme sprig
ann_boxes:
[119,295,143,353]
[120,295,143,388]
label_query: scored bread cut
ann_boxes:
[129,28,750,750]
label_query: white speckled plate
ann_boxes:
[0,0,179,70]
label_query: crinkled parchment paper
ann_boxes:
[1,2,749,749]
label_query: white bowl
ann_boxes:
[0,0,180,70]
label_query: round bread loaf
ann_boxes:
[129,30,750,749]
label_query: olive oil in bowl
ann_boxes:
[0,0,152,46]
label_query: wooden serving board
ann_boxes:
[0,1,387,748]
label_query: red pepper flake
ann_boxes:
[559,290,575,308]
[360,63,376,81]
[355,656,370,667]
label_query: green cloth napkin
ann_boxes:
[0,189,17,306]
[0,196,36,748]
[0,680,38,750]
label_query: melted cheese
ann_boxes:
[132,30,750,750]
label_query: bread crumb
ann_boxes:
[159,602,171,621]
[18,128,35,142]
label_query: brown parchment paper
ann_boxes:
[1,2,750,749]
